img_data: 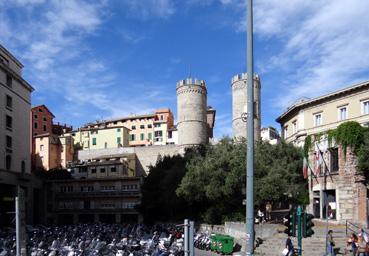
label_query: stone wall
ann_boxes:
[77,145,185,175]
[309,146,367,226]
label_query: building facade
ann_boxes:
[33,133,74,171]
[0,44,44,227]
[79,109,174,147]
[231,73,261,140]
[276,80,369,225]
[260,126,280,145]
[47,154,142,224]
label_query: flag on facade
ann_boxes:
[315,143,323,175]
[303,157,308,179]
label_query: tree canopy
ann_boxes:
[140,139,307,224]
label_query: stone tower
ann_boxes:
[176,78,208,145]
[231,73,261,140]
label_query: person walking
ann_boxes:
[346,233,358,256]
[327,230,335,256]
[285,235,294,256]
[265,202,272,221]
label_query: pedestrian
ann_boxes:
[284,235,294,256]
[327,230,335,256]
[356,234,368,256]
[360,228,369,244]
[266,202,272,221]
[346,233,358,256]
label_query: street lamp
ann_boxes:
[245,0,255,255]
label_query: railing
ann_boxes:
[346,220,361,235]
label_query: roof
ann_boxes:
[79,125,130,132]
[31,105,55,118]
[84,114,156,127]
[276,80,369,123]
[0,44,23,68]
[155,108,171,113]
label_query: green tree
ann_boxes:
[177,139,307,224]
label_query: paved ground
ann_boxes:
[195,248,246,256]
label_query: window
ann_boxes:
[6,95,12,109]
[160,115,163,120]
[168,131,172,139]
[67,186,73,192]
[92,138,97,145]
[91,168,96,173]
[292,121,297,134]
[284,126,288,139]
[140,125,145,129]
[130,134,135,141]
[100,168,106,173]
[5,155,11,170]
[131,125,136,130]
[6,74,12,87]
[117,137,121,144]
[140,133,145,141]
[83,201,91,209]
[148,124,152,128]
[148,133,152,140]
[363,101,369,115]
[117,128,121,132]
[34,122,38,129]
[314,113,322,127]
[6,115,12,130]
[34,114,38,119]
[111,167,116,172]
[330,148,339,173]
[43,125,47,132]
[154,123,161,128]
[155,131,163,137]
[104,142,107,148]
[6,135,12,148]
[339,107,347,121]
[43,117,47,121]
[38,108,43,112]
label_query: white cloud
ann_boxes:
[224,0,369,110]
[121,0,175,20]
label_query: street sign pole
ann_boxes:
[245,0,255,255]
[297,206,302,256]
[184,219,189,256]
[189,221,194,256]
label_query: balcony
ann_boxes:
[55,190,141,198]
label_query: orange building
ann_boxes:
[31,105,74,171]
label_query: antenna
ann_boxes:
[188,63,192,79]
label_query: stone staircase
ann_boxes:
[254,222,349,256]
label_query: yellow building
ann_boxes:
[276,80,369,225]
[75,109,175,148]
[70,126,130,150]
[277,81,369,146]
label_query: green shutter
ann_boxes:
[140,133,145,140]
[92,138,96,145]
[148,133,152,140]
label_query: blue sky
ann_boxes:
[1,0,369,138]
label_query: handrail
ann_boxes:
[346,220,361,235]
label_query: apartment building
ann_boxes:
[276,80,369,225]
[78,109,175,148]
[33,133,74,170]
[47,154,141,224]
[70,126,130,150]
[260,126,280,145]
[0,44,44,227]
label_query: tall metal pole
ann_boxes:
[189,221,194,256]
[16,195,20,256]
[245,0,255,255]
[297,206,302,256]
[184,219,189,256]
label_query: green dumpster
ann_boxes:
[216,235,234,255]
[210,234,219,251]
